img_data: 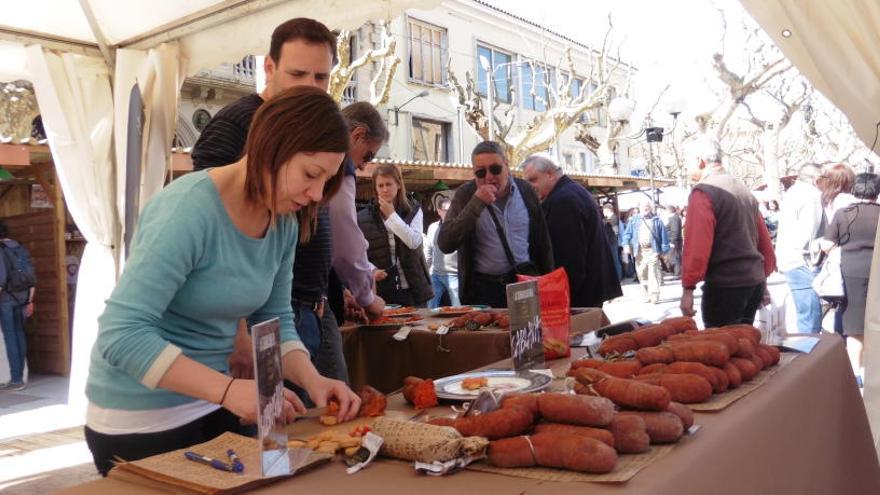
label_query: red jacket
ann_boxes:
[682,189,776,289]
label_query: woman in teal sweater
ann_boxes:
[84,87,361,475]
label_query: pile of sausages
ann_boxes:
[428,392,693,474]
[571,318,781,406]
[448,311,510,331]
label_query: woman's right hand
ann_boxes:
[221,379,306,424]
[373,269,388,281]
[378,198,395,218]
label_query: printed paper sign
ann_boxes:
[506,280,545,370]
[251,318,290,477]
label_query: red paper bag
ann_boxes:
[517,267,571,359]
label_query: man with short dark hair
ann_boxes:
[523,155,622,307]
[437,142,553,307]
[190,18,359,387]
[192,17,337,170]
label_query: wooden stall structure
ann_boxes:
[0,143,73,375]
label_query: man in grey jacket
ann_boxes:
[438,141,553,307]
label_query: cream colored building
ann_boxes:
[178,0,636,173]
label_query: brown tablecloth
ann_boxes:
[60,334,880,495]
[343,308,609,394]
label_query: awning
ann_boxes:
[0,0,439,79]
[738,1,880,151]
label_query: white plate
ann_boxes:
[433,370,551,400]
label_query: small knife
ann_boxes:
[299,406,329,419]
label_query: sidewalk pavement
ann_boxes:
[603,271,813,332]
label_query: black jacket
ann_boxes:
[437,178,554,304]
[357,200,433,304]
[543,176,622,307]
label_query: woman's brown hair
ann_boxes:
[243,86,348,242]
[818,163,856,207]
[371,163,411,215]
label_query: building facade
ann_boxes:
[178,0,635,173]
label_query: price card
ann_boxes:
[506,280,545,371]
[251,318,290,477]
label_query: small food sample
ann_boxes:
[318,386,387,424]
[447,311,508,331]
[289,429,365,457]
[368,315,423,325]
[403,376,439,409]
[438,306,472,313]
[383,306,418,316]
[357,386,387,417]
[461,376,489,390]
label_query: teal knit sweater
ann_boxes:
[87,172,303,410]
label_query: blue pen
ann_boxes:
[226,449,244,473]
[184,451,235,472]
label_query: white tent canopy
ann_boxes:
[0,0,438,79]
[0,0,438,413]
[738,0,880,455]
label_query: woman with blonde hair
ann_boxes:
[357,164,433,306]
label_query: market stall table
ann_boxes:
[342,308,609,393]
[60,334,880,495]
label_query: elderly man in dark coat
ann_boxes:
[523,155,623,307]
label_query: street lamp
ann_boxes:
[392,89,430,126]
[610,94,687,202]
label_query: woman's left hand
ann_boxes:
[304,376,362,421]
[378,198,395,218]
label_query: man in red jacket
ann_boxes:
[680,137,776,327]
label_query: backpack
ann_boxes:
[1,243,37,298]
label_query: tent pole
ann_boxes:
[78,0,115,69]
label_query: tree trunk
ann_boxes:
[763,125,782,200]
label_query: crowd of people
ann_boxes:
[12,14,863,477]
[774,161,880,382]
[76,16,629,476]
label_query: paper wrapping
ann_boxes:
[371,417,488,463]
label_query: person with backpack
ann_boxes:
[0,220,36,391]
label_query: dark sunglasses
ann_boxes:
[474,164,503,179]
[363,151,375,163]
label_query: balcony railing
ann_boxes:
[195,55,257,86]
[342,82,357,106]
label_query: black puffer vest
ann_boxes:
[357,199,433,304]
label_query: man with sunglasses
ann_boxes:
[437,141,553,307]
